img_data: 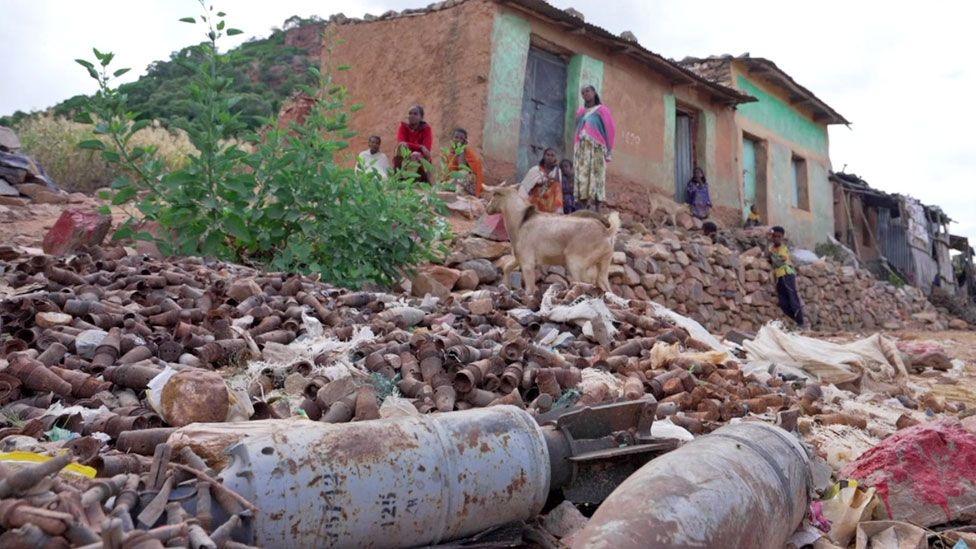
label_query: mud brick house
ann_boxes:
[679,55,849,245]
[326,0,848,246]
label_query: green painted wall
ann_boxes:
[662,94,676,192]
[736,75,828,156]
[483,12,531,161]
[764,142,834,248]
[564,55,604,147]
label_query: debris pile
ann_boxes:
[0,244,836,453]
[0,442,254,547]
[440,226,950,334]
[0,126,72,207]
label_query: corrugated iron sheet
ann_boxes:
[877,208,913,282]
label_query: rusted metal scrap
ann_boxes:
[0,443,251,548]
[0,243,827,546]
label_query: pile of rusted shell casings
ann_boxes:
[0,245,822,438]
[0,244,823,543]
[0,441,255,548]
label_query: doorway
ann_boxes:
[517,48,567,177]
[674,111,694,202]
[742,135,766,220]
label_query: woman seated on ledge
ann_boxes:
[518,148,563,213]
[394,104,433,183]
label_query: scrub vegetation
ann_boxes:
[73,1,449,288]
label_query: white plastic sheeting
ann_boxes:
[742,323,908,386]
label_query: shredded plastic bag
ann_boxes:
[744,323,908,385]
[650,417,694,442]
[649,301,727,352]
[539,286,618,341]
[810,480,879,546]
[379,396,420,419]
[854,521,927,549]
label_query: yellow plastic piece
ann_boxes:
[0,451,97,479]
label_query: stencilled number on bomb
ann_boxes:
[321,473,345,542]
[624,131,641,146]
[378,492,397,527]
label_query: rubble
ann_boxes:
[442,224,949,333]
[0,126,66,203]
[0,189,971,545]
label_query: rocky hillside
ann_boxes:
[1,16,325,133]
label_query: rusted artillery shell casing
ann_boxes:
[397,377,430,399]
[46,266,86,287]
[321,395,356,424]
[92,453,150,477]
[104,363,164,390]
[419,355,444,383]
[499,340,524,361]
[180,332,210,349]
[622,375,645,400]
[815,412,868,429]
[49,366,111,398]
[35,342,68,366]
[489,389,524,409]
[353,386,380,421]
[0,373,23,404]
[6,357,73,396]
[197,339,247,364]
[500,363,524,394]
[463,388,499,407]
[248,315,282,337]
[148,309,181,327]
[539,366,581,389]
[116,428,177,456]
[156,339,184,363]
[118,345,153,364]
[529,393,554,413]
[300,398,322,421]
[434,384,456,412]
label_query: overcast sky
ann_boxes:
[2,0,974,243]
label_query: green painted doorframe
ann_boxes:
[483,12,531,162]
[564,55,604,149]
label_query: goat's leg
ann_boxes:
[502,257,518,288]
[596,256,613,293]
[521,256,538,295]
[566,257,586,285]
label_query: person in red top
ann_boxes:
[394,105,434,183]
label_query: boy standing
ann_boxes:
[768,226,805,328]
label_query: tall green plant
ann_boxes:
[75,1,449,288]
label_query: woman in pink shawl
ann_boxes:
[572,84,616,211]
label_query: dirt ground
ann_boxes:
[0,199,128,250]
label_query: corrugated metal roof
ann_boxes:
[329,0,756,106]
[497,0,756,105]
[831,171,953,224]
[679,54,850,125]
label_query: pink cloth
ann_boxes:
[573,104,616,152]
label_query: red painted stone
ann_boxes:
[42,208,112,256]
[842,419,976,527]
[472,213,509,242]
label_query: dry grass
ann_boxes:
[15,115,196,193]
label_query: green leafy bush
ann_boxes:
[75,2,449,288]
